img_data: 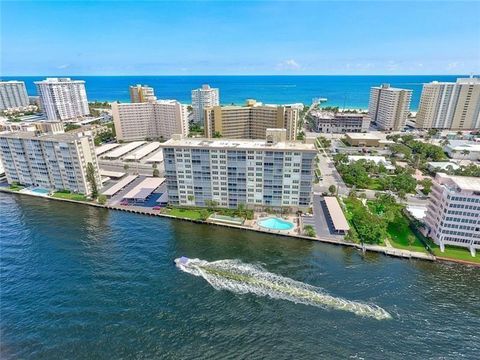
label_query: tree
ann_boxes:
[213,131,222,138]
[419,178,433,195]
[123,164,129,171]
[328,185,336,195]
[407,234,416,247]
[97,194,107,205]
[152,162,159,177]
[86,162,98,198]
[303,225,316,237]
[187,195,195,202]
[460,150,470,165]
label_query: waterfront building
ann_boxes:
[160,131,316,210]
[191,84,219,124]
[425,173,480,255]
[416,78,480,130]
[0,81,29,110]
[0,131,102,196]
[368,84,412,131]
[204,99,298,141]
[112,100,188,142]
[129,84,156,103]
[309,110,370,133]
[35,78,89,121]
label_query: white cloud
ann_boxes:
[276,59,301,71]
[386,61,399,72]
[57,64,70,69]
[447,61,461,70]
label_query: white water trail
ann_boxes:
[175,258,392,320]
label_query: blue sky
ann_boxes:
[2,1,479,75]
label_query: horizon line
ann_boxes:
[1,73,477,78]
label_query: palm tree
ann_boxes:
[460,149,470,165]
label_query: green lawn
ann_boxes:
[51,192,88,201]
[164,208,210,220]
[387,216,429,253]
[427,242,480,264]
[8,184,24,191]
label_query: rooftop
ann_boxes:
[0,131,90,142]
[345,132,381,140]
[445,140,480,152]
[160,137,316,152]
[438,173,480,192]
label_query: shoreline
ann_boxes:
[2,187,479,267]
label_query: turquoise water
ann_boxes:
[258,217,295,231]
[30,188,50,195]
[1,193,480,359]
[1,75,467,110]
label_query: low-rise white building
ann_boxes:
[425,173,480,255]
[444,140,480,161]
[347,155,395,170]
[0,131,102,195]
[309,111,370,133]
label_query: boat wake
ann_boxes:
[175,257,391,320]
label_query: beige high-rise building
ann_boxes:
[204,100,298,140]
[112,100,188,142]
[0,131,102,196]
[129,84,156,103]
[368,84,412,131]
[416,78,480,130]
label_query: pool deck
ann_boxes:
[1,186,463,265]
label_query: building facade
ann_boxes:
[416,78,480,130]
[35,78,89,121]
[191,84,219,124]
[129,84,156,103]
[0,81,30,110]
[310,111,370,133]
[424,173,480,255]
[0,132,102,196]
[160,134,316,210]
[112,100,188,142]
[368,84,412,131]
[204,100,298,141]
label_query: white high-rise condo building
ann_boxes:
[129,84,156,103]
[416,77,480,130]
[191,84,219,124]
[160,130,316,210]
[368,84,412,131]
[204,99,298,141]
[425,173,480,256]
[0,81,30,110]
[112,100,188,142]
[35,78,89,121]
[0,132,102,196]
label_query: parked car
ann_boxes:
[152,206,162,210]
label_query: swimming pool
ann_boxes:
[258,217,295,231]
[30,188,50,195]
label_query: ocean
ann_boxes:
[1,193,479,359]
[0,75,465,110]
